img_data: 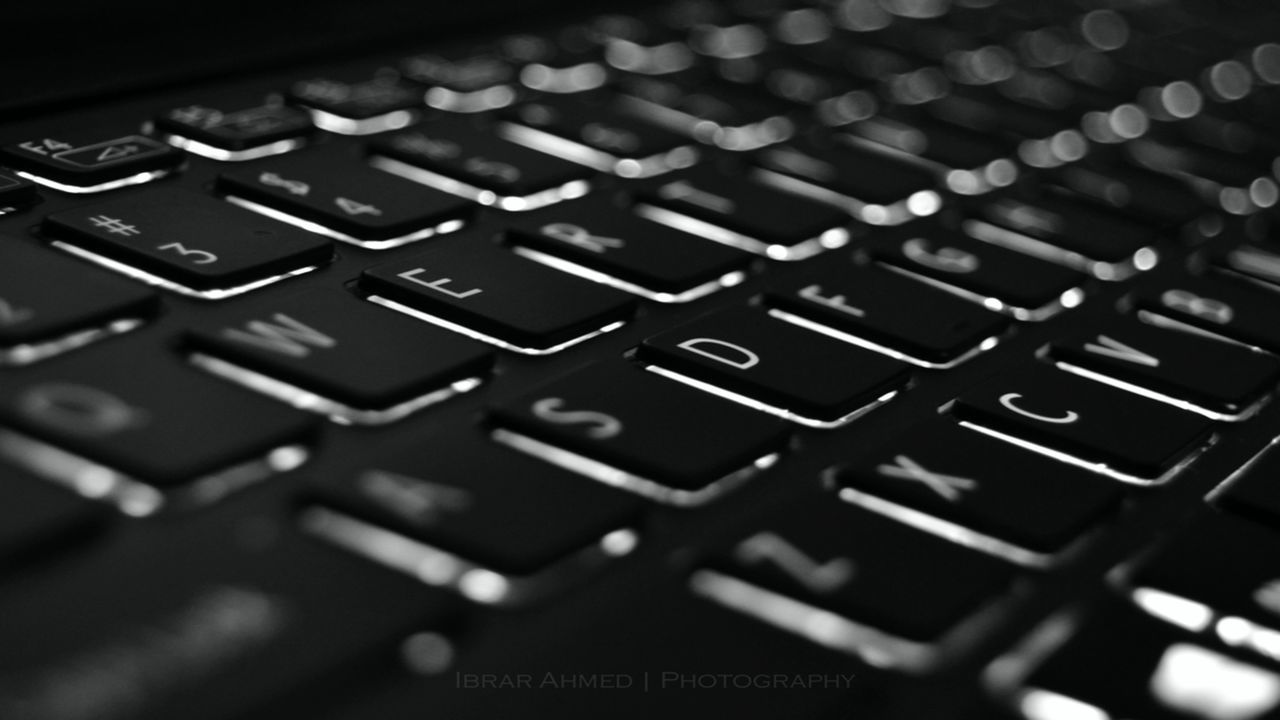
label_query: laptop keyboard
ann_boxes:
[3,1,1280,718]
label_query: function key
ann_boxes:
[951,364,1214,485]
[766,263,1009,368]
[401,51,517,113]
[499,94,698,178]
[43,188,332,300]
[152,101,312,161]
[489,360,789,505]
[0,169,39,214]
[217,148,472,249]
[360,235,635,354]
[1048,316,1280,421]
[0,344,319,515]
[635,167,851,260]
[636,307,911,428]
[0,135,182,194]
[370,117,593,212]
[185,288,493,425]
[1134,275,1280,354]
[503,199,751,303]
[288,72,420,135]
[0,240,159,365]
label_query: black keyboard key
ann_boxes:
[766,264,1009,367]
[617,74,795,151]
[0,344,319,511]
[43,188,332,299]
[637,307,911,427]
[833,418,1124,562]
[1046,152,1206,228]
[698,497,1016,646]
[361,236,635,354]
[503,200,751,302]
[951,364,1214,484]
[635,168,851,260]
[1135,275,1280,354]
[844,110,1019,195]
[499,94,698,177]
[311,429,642,580]
[0,239,159,364]
[0,465,104,568]
[370,117,593,211]
[153,101,312,161]
[288,73,421,134]
[1217,443,1280,528]
[401,51,517,112]
[0,134,182,193]
[217,149,472,249]
[489,361,788,504]
[751,135,942,226]
[186,288,493,425]
[1048,316,1280,421]
[871,225,1087,321]
[0,169,39,214]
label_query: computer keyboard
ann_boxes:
[3,1,1280,719]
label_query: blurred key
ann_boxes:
[0,465,105,569]
[1135,275,1280,354]
[288,72,420,135]
[154,100,312,161]
[1,134,182,193]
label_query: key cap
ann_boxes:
[0,343,320,511]
[369,117,593,211]
[1126,513,1280,646]
[1217,443,1280,528]
[310,429,642,578]
[870,224,1087,321]
[0,239,159,364]
[360,235,635,354]
[1134,275,1280,354]
[751,135,942,225]
[1045,150,1206,228]
[637,307,910,427]
[617,73,795,151]
[43,187,332,299]
[501,33,608,94]
[964,187,1160,280]
[766,263,1009,367]
[153,100,312,161]
[217,149,472,249]
[698,497,1016,644]
[401,51,518,112]
[503,200,751,302]
[1217,242,1280,289]
[833,418,1123,561]
[288,72,421,134]
[1048,316,1280,421]
[499,94,698,177]
[844,109,1019,195]
[1010,601,1280,720]
[0,465,104,568]
[0,134,183,193]
[635,167,851,260]
[488,361,789,503]
[185,288,493,425]
[0,168,39,213]
[951,364,1214,483]
[0,512,454,720]
[1126,136,1276,215]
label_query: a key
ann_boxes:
[870,224,1087,321]
[697,497,1016,646]
[1216,442,1280,528]
[153,100,312,161]
[185,288,493,425]
[488,360,789,504]
[0,134,183,193]
[503,200,751,302]
[635,167,851,260]
[832,418,1124,563]
[43,187,332,299]
[0,239,159,364]
[766,263,1009,367]
[401,51,517,113]
[288,72,421,135]
[310,429,642,579]
[0,168,39,213]
[951,364,1214,484]
[617,73,795,151]
[499,94,698,177]
[0,343,320,513]
[217,149,473,249]
[0,511,455,720]
[751,135,942,225]
[369,117,594,211]
[964,186,1160,280]
[637,307,911,427]
[360,235,635,354]
[0,465,104,569]
[1134,275,1280,354]
[1048,316,1280,421]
